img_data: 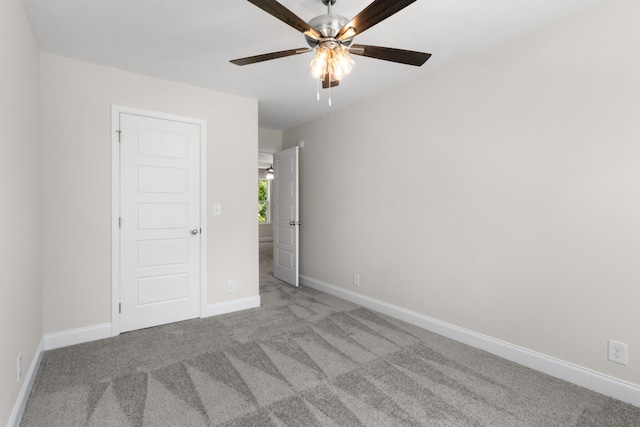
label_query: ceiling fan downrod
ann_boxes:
[322,0,337,14]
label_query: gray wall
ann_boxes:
[1,1,42,423]
[284,0,640,387]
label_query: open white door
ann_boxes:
[273,146,299,286]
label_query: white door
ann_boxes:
[273,147,299,286]
[119,113,201,332]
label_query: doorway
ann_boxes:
[258,150,275,243]
[258,147,300,287]
[111,106,207,335]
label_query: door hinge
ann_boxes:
[116,130,122,143]
[119,303,121,314]
[118,217,121,228]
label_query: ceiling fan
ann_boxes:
[230,0,431,91]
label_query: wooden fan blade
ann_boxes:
[230,48,311,66]
[322,75,339,89]
[247,0,322,39]
[349,44,431,66]
[336,0,417,41]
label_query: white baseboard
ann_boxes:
[42,296,261,352]
[44,323,112,351]
[300,275,640,408]
[202,295,261,317]
[8,337,45,427]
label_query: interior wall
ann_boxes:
[258,129,283,241]
[284,0,640,386]
[0,0,42,424]
[40,53,259,334]
[258,128,283,152]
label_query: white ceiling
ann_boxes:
[23,0,607,130]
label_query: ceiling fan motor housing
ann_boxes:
[305,14,354,48]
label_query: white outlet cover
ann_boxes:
[608,339,628,366]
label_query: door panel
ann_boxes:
[137,274,188,305]
[137,203,187,229]
[273,147,299,286]
[120,113,201,332]
[137,166,187,193]
[137,129,188,158]
[137,239,188,267]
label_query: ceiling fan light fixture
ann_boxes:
[231,0,431,105]
[309,45,330,79]
[308,44,354,81]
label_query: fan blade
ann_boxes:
[322,75,339,89]
[230,48,311,66]
[247,0,322,39]
[336,0,417,41]
[349,44,431,66]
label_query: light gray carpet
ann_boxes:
[21,242,640,426]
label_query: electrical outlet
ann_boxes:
[17,353,22,382]
[608,339,628,365]
[227,280,236,293]
[353,274,360,287]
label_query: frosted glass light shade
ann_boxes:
[309,45,354,82]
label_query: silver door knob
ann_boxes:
[191,228,199,235]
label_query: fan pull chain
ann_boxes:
[328,80,332,107]
[316,78,320,101]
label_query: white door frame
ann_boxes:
[111,105,208,336]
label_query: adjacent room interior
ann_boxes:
[2,0,639,424]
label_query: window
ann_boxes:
[258,178,270,223]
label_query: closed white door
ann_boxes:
[273,147,299,286]
[119,113,201,332]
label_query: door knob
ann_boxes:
[191,228,199,235]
